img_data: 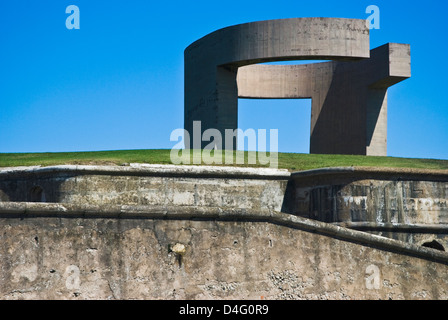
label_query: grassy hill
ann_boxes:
[1,149,447,172]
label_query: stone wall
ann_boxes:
[0,164,290,211]
[1,164,448,300]
[1,206,448,300]
[289,167,448,250]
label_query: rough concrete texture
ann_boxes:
[1,164,448,300]
[0,164,290,211]
[184,18,410,155]
[289,167,448,249]
[1,212,448,300]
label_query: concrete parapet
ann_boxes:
[0,164,290,211]
[289,166,448,249]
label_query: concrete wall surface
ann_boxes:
[1,205,448,300]
[290,167,448,249]
[1,164,448,299]
[0,164,290,212]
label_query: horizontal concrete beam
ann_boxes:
[186,18,370,67]
[237,43,411,99]
[237,63,315,99]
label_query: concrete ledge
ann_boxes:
[1,201,447,265]
[291,166,448,181]
[334,221,448,233]
[0,164,291,180]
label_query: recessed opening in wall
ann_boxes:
[29,186,46,202]
[422,240,445,251]
[238,98,311,153]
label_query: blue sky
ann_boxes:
[0,0,447,160]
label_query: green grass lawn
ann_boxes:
[0,149,447,172]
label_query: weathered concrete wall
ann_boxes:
[1,164,448,300]
[289,167,448,249]
[0,164,290,212]
[1,205,448,300]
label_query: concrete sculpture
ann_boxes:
[184,18,410,155]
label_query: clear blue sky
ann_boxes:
[1,0,447,160]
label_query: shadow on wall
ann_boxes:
[422,240,445,251]
[0,174,73,203]
[29,185,46,202]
